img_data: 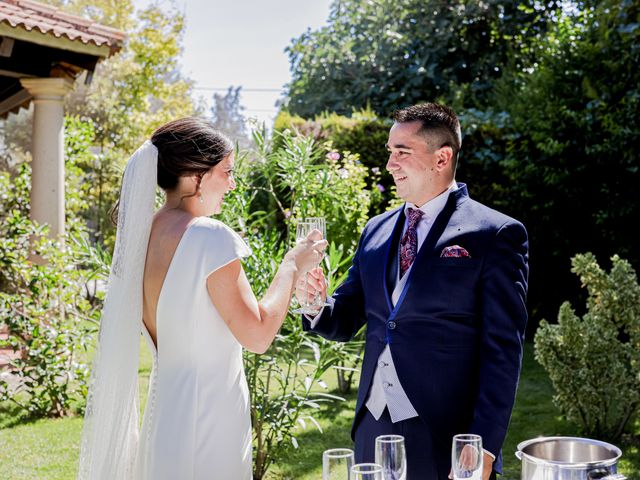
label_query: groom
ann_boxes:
[299,103,528,479]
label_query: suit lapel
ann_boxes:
[378,208,405,314]
[411,184,470,270]
[387,185,470,316]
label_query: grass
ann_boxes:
[1,342,639,479]
[0,417,82,479]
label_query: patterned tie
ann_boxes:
[399,208,424,278]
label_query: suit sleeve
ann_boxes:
[470,220,529,457]
[302,224,369,342]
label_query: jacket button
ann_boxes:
[388,321,396,330]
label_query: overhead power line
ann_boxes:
[194,86,285,93]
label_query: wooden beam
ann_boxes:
[0,67,35,78]
[0,36,14,57]
[0,88,31,116]
[0,23,111,58]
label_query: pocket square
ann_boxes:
[440,245,471,258]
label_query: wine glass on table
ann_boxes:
[375,435,407,480]
[351,463,383,480]
[451,434,483,480]
[323,448,354,480]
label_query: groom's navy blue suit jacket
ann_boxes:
[303,184,529,474]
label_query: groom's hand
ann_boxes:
[295,267,327,311]
[481,452,494,480]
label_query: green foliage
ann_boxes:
[0,120,108,419]
[274,109,389,215]
[490,0,640,326]
[454,108,515,213]
[223,128,374,252]
[285,0,562,117]
[215,131,376,479]
[242,234,362,479]
[73,3,196,153]
[534,253,640,440]
[64,116,97,226]
[322,242,364,394]
[39,0,135,31]
[0,212,100,418]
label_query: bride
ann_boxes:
[78,117,327,479]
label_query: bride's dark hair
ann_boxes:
[151,117,234,191]
[110,117,233,224]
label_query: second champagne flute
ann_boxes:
[375,435,407,480]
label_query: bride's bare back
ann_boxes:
[142,210,195,347]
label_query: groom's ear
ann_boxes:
[435,145,453,171]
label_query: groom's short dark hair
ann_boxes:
[393,103,462,166]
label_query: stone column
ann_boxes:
[20,77,74,238]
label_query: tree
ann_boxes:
[494,0,640,326]
[210,86,252,149]
[285,0,562,117]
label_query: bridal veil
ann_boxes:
[78,141,157,479]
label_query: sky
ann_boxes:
[135,0,333,126]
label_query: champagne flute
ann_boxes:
[304,217,331,307]
[323,448,354,480]
[452,434,483,480]
[291,217,328,314]
[375,435,407,480]
[351,463,383,480]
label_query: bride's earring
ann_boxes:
[196,175,204,204]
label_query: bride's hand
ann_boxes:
[284,229,328,275]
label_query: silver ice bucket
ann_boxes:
[515,436,625,480]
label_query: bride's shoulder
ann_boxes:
[190,217,251,263]
[190,217,245,244]
[192,216,226,230]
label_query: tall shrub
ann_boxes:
[534,253,640,440]
[274,110,389,215]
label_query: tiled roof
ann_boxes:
[0,0,125,53]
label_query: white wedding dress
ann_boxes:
[136,216,253,479]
